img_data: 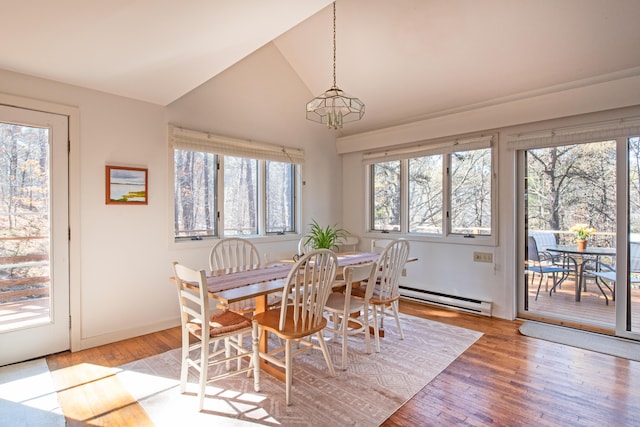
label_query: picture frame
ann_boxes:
[105,165,148,205]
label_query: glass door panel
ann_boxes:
[0,105,69,365]
[523,140,617,330]
[628,136,640,333]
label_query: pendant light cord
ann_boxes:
[332,1,337,88]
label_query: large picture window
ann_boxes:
[170,126,303,240]
[367,135,494,238]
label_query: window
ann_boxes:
[170,126,303,240]
[367,135,494,238]
[371,161,401,231]
[266,161,295,234]
[223,156,258,236]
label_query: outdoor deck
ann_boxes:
[525,274,640,332]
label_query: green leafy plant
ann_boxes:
[304,219,347,251]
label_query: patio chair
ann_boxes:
[526,236,572,300]
[583,242,640,305]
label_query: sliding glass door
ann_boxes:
[517,119,640,339]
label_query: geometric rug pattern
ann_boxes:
[117,313,482,426]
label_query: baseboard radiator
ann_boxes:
[400,286,492,317]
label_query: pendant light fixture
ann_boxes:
[306,1,365,129]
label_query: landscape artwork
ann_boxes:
[106,166,148,205]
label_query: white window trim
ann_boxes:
[365,134,497,246]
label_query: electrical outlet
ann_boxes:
[473,252,493,263]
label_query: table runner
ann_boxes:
[206,264,292,293]
[204,252,380,294]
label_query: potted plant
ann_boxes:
[570,223,596,250]
[303,219,347,251]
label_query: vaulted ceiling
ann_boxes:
[3,0,640,135]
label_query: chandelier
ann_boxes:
[306,1,365,129]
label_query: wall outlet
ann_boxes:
[473,252,493,263]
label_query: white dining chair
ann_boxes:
[209,237,263,315]
[252,249,337,405]
[171,261,260,411]
[353,239,410,352]
[324,261,377,369]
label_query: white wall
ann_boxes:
[341,76,640,319]
[0,42,342,350]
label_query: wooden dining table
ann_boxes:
[197,251,382,381]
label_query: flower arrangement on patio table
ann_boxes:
[570,223,596,242]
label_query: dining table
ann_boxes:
[190,251,383,381]
[545,245,616,302]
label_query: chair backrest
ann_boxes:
[371,238,393,254]
[297,236,314,256]
[209,238,261,272]
[337,235,359,252]
[279,249,338,332]
[375,239,410,300]
[343,261,378,301]
[527,236,542,264]
[172,261,209,339]
[530,231,557,251]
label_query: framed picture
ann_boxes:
[106,166,148,205]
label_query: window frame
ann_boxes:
[365,134,497,245]
[169,126,303,243]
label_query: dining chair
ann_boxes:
[352,239,410,352]
[583,242,640,304]
[171,261,260,411]
[209,237,263,314]
[370,238,393,254]
[252,249,338,406]
[526,236,572,300]
[296,236,314,257]
[324,261,377,369]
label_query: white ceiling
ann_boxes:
[3,0,640,135]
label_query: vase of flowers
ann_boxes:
[570,223,596,251]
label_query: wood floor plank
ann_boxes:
[42,301,640,426]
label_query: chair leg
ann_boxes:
[391,300,403,339]
[198,344,208,411]
[363,305,371,354]
[332,314,340,343]
[251,320,260,392]
[179,332,189,394]
[237,332,243,370]
[316,330,336,377]
[534,272,543,300]
[372,304,381,353]
[285,339,293,406]
[340,317,348,370]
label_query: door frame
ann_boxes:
[0,93,81,353]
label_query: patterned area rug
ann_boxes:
[117,313,482,426]
[0,358,65,427]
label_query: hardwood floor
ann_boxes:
[45,301,640,426]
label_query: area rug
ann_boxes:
[0,358,65,427]
[519,321,640,362]
[116,314,482,426]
